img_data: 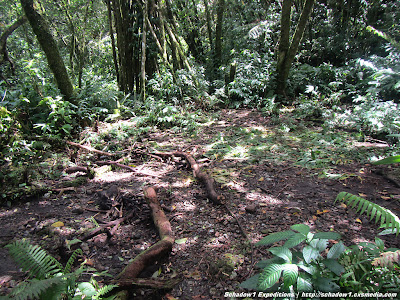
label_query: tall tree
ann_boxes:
[214,0,225,68]
[55,0,93,89]
[0,16,27,83]
[110,0,138,94]
[20,0,75,103]
[140,0,148,100]
[275,0,315,99]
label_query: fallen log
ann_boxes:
[153,151,223,205]
[116,187,175,284]
[153,151,254,274]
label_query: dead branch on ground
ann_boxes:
[82,212,134,242]
[116,187,174,285]
[96,160,162,177]
[66,141,114,157]
[153,151,223,205]
[153,150,255,275]
[117,277,181,289]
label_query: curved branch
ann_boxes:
[116,187,175,283]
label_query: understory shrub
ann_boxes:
[134,96,205,133]
[224,50,275,110]
[240,224,400,295]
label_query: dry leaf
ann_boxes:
[51,221,64,228]
[355,218,362,223]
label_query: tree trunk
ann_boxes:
[275,0,315,99]
[276,0,292,92]
[164,21,192,73]
[20,0,75,103]
[0,16,27,79]
[140,0,148,101]
[111,0,138,94]
[214,0,225,68]
[106,0,119,84]
[203,0,213,53]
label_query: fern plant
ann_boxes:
[4,239,116,300]
[339,237,400,293]
[335,192,400,235]
[240,224,345,294]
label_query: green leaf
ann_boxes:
[302,246,320,264]
[6,240,62,280]
[77,282,97,297]
[298,263,318,276]
[379,228,398,235]
[256,257,285,269]
[327,241,346,259]
[269,247,292,263]
[372,155,400,165]
[239,274,260,290]
[322,259,345,276]
[282,264,298,288]
[314,231,341,240]
[284,232,307,249]
[297,273,313,292]
[256,230,295,246]
[290,224,310,235]
[313,277,340,292]
[314,239,329,252]
[258,264,285,290]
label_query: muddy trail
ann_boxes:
[1,109,399,299]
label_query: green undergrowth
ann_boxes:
[1,105,398,206]
[203,115,398,171]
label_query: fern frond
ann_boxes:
[9,277,65,300]
[63,248,83,274]
[340,247,371,279]
[94,284,118,299]
[335,192,400,235]
[5,240,62,280]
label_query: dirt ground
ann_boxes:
[1,109,399,299]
